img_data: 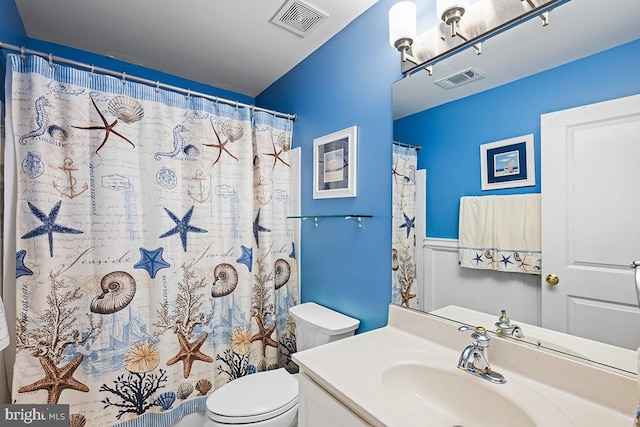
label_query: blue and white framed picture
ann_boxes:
[480,134,535,190]
[313,126,358,199]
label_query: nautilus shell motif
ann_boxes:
[107,96,144,124]
[210,263,239,297]
[274,259,291,289]
[90,271,137,314]
[195,378,212,396]
[392,249,399,271]
[220,120,244,142]
[177,382,194,399]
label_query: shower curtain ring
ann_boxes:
[235,101,238,111]
[48,53,53,68]
[90,64,95,77]
[121,72,126,85]
[20,47,25,59]
[186,89,191,102]
[156,81,160,93]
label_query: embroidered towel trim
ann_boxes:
[458,194,541,275]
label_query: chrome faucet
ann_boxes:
[495,310,524,338]
[457,325,506,384]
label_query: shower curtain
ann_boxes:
[391,144,419,310]
[3,54,298,426]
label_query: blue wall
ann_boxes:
[0,0,27,102]
[394,39,640,239]
[258,0,402,332]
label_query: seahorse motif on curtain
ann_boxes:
[5,54,298,426]
[391,144,419,309]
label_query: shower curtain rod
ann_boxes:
[393,141,421,151]
[0,42,296,121]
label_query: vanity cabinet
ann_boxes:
[298,373,370,427]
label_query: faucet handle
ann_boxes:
[495,310,525,338]
[458,325,491,348]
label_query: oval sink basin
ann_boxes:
[381,363,567,427]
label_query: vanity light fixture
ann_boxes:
[437,0,469,38]
[388,1,419,66]
[389,0,572,76]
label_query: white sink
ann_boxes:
[372,350,574,427]
[382,363,536,427]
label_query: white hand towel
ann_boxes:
[458,194,541,275]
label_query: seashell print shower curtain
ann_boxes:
[3,54,298,426]
[391,144,419,310]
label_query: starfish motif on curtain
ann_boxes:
[250,315,278,356]
[16,250,33,278]
[72,98,135,153]
[400,287,416,307]
[159,206,207,252]
[204,122,238,167]
[21,200,83,257]
[134,247,171,278]
[18,355,89,404]
[166,332,213,378]
[399,212,415,239]
[263,137,290,169]
[392,162,402,184]
[236,245,253,272]
[252,209,271,248]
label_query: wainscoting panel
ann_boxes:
[422,238,542,325]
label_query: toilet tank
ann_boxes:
[289,302,360,352]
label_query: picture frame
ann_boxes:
[480,134,535,190]
[313,126,357,199]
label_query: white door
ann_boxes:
[541,93,640,350]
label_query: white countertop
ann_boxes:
[432,305,637,374]
[293,304,637,427]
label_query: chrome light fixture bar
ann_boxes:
[389,0,572,76]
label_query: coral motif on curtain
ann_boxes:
[4,54,298,426]
[391,144,419,310]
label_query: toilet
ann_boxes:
[204,302,360,427]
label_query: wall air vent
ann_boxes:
[272,0,328,37]
[434,67,485,89]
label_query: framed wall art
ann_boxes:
[480,134,535,190]
[313,126,357,199]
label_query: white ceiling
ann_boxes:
[393,0,640,118]
[14,0,378,97]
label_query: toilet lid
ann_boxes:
[206,368,298,423]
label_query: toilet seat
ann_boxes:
[206,368,298,424]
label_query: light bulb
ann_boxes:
[389,1,417,48]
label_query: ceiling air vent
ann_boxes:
[434,67,485,89]
[272,0,328,37]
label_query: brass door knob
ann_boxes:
[546,274,559,286]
